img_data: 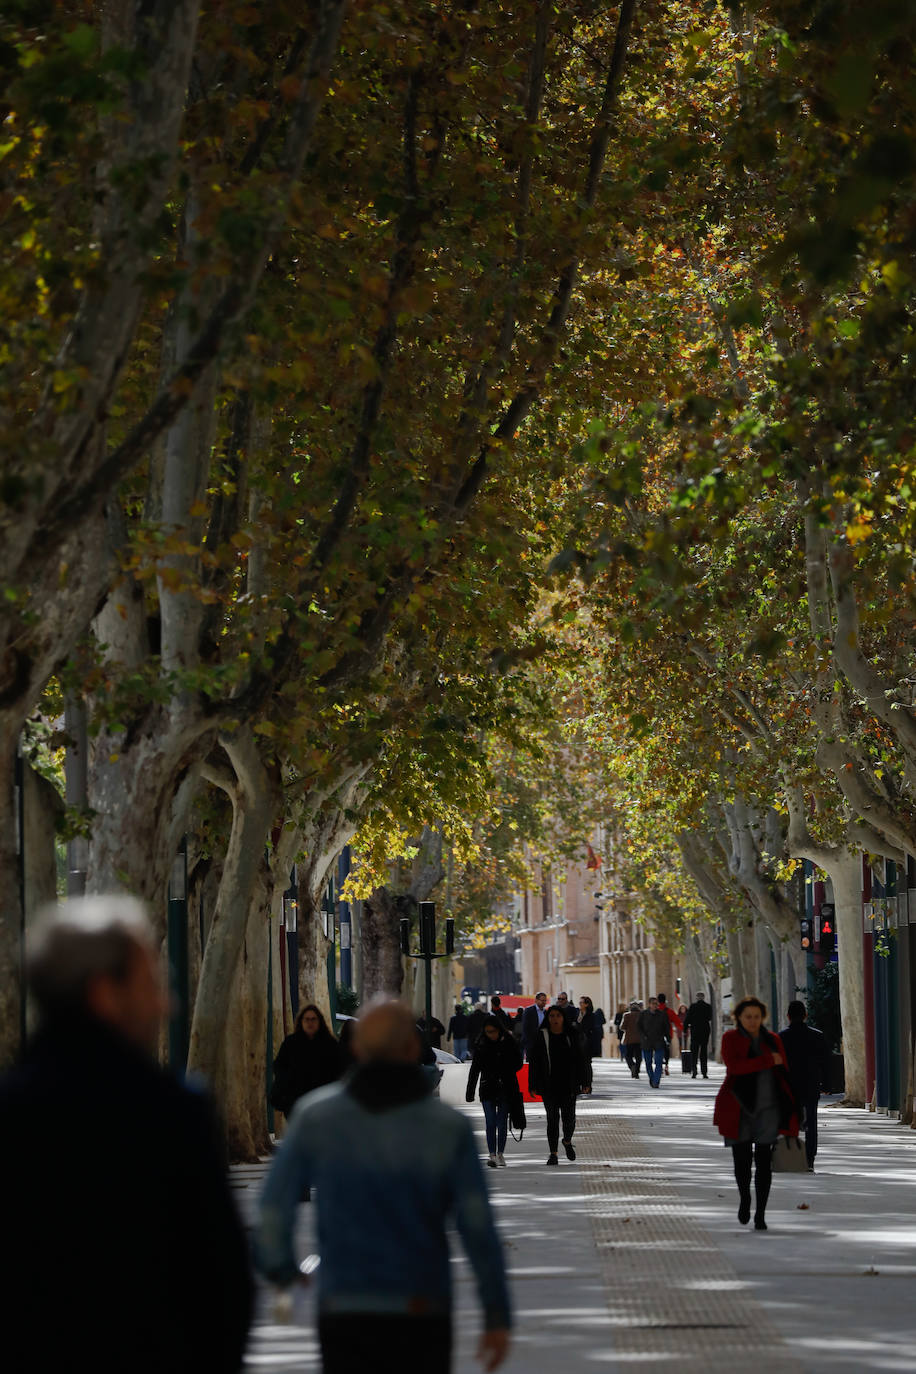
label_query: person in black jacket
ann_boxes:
[447,1004,470,1060]
[521,991,548,1058]
[527,1006,592,1165]
[684,993,713,1079]
[271,1003,343,1118]
[0,896,253,1374]
[466,1015,524,1167]
[778,1001,831,1171]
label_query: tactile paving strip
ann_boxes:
[576,1101,804,1372]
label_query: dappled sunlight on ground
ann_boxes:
[239,1054,916,1371]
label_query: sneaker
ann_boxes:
[562,1139,576,1161]
[487,1154,497,1168]
[546,1154,559,1166]
[496,1153,507,1167]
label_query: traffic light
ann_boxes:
[800,918,812,952]
[445,917,455,955]
[399,918,411,956]
[818,902,836,956]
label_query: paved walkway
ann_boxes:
[236,1056,916,1372]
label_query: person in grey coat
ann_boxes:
[637,997,670,1088]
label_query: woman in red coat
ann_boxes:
[714,996,799,1231]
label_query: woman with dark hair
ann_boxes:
[577,996,602,1059]
[465,1015,524,1167]
[528,1005,592,1165]
[714,996,799,1231]
[270,1004,343,1119]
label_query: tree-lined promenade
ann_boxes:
[2,0,916,1153]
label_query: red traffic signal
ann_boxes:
[819,916,836,956]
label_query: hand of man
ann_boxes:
[477,1328,510,1371]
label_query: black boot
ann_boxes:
[732,1144,752,1225]
[753,1142,772,1230]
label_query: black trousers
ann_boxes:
[693,1036,709,1076]
[319,1313,451,1374]
[731,1141,772,1218]
[624,1044,641,1076]
[802,1091,819,1164]
[543,1093,576,1152]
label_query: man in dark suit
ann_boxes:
[0,896,253,1373]
[684,992,713,1078]
[780,1000,829,1170]
[779,1000,831,1171]
[521,991,549,1058]
[555,991,578,1026]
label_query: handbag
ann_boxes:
[508,1089,527,1141]
[771,1136,807,1173]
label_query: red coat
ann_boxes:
[713,1028,799,1139]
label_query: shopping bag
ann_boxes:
[517,1063,541,1103]
[680,1050,694,1075]
[771,1136,807,1172]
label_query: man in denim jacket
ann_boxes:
[257,1000,510,1373]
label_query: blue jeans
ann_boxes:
[452,1037,468,1061]
[643,1048,664,1087]
[482,1099,509,1153]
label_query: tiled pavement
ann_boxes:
[235,1056,916,1372]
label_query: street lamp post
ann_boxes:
[400,902,455,1044]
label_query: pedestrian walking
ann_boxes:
[613,1002,628,1061]
[577,995,603,1058]
[467,1001,489,1048]
[417,1013,446,1049]
[257,1001,511,1373]
[714,996,799,1231]
[656,993,682,1074]
[684,992,713,1078]
[466,1015,524,1167]
[447,1003,471,1060]
[555,990,579,1025]
[489,995,512,1032]
[620,1000,643,1077]
[637,996,670,1088]
[527,1005,592,1164]
[270,1003,343,1118]
[521,990,549,1058]
[778,1000,830,1171]
[0,897,253,1374]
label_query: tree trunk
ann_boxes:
[187,729,279,1157]
[830,849,867,1106]
[85,707,211,912]
[0,744,22,1068]
[361,887,407,1000]
[361,827,446,1002]
[725,916,758,1001]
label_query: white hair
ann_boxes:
[28,896,153,1016]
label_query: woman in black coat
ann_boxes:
[577,996,603,1059]
[528,1005,592,1165]
[465,1015,523,1168]
[270,1004,342,1118]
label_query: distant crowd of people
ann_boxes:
[615,991,712,1083]
[444,991,607,1064]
